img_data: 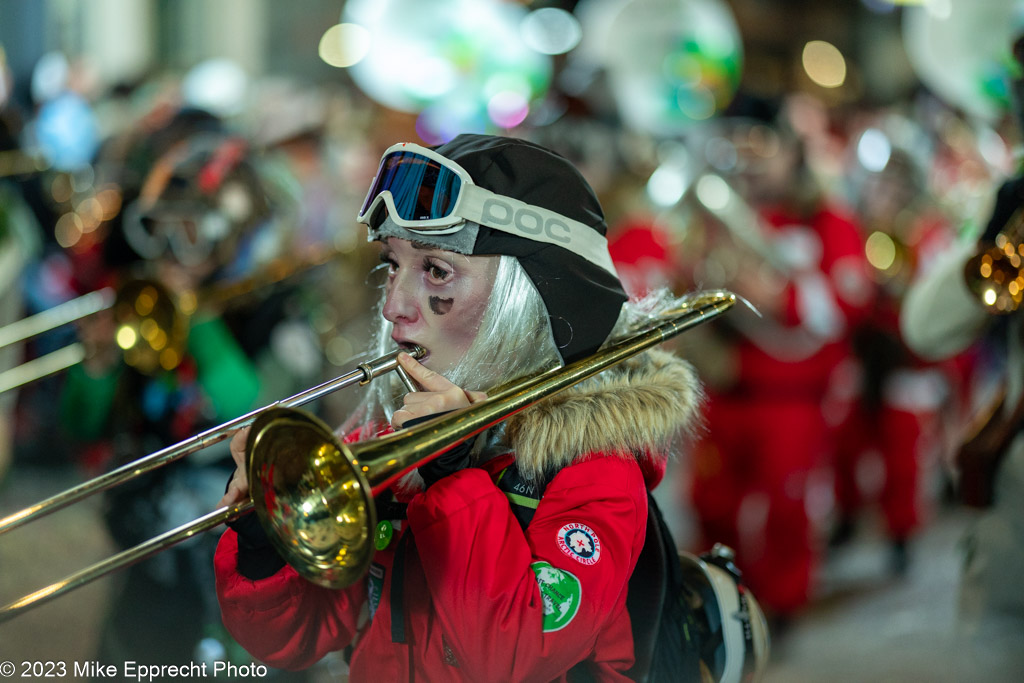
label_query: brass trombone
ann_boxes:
[0,149,49,179]
[0,289,736,622]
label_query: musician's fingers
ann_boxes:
[397,352,458,393]
[401,389,461,406]
[229,427,251,469]
[466,389,488,404]
[393,395,447,425]
[218,471,248,508]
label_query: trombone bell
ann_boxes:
[247,409,376,589]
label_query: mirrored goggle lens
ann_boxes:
[360,151,463,226]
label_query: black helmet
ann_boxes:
[123,133,272,270]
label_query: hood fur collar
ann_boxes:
[502,349,703,480]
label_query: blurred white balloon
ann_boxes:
[903,0,1024,122]
[521,8,583,56]
[182,58,250,118]
[579,0,743,136]
[340,0,551,137]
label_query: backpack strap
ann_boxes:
[495,460,548,531]
[625,493,669,682]
[627,493,704,683]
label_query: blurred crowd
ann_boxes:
[1,9,1022,679]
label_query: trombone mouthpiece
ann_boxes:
[357,345,427,386]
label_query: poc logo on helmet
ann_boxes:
[482,198,572,245]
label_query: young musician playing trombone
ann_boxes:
[214,134,718,680]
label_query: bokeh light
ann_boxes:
[646,163,689,207]
[865,230,897,271]
[318,23,372,68]
[487,91,530,129]
[116,325,138,351]
[30,51,69,104]
[182,59,249,117]
[595,0,743,136]
[857,128,892,172]
[802,40,847,89]
[54,212,84,249]
[520,8,583,56]
[695,173,731,212]
[340,0,551,136]
[32,93,100,171]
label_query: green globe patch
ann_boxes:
[531,561,582,632]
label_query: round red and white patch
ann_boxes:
[557,522,601,566]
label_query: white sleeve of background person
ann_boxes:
[899,238,990,361]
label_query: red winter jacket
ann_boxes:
[215,349,701,681]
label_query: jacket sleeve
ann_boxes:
[900,237,990,361]
[214,529,366,670]
[406,455,646,681]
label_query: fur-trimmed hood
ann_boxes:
[502,348,703,481]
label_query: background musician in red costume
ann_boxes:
[826,134,967,574]
[687,100,873,630]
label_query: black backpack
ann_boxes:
[625,493,705,682]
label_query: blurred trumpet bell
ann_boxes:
[113,279,192,374]
[965,229,1024,315]
[865,229,917,290]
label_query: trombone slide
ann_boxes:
[0,346,425,537]
[0,288,115,350]
[0,343,86,395]
[0,290,736,621]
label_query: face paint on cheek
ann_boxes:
[429,296,454,315]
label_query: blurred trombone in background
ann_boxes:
[0,245,341,394]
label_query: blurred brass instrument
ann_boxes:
[0,280,189,394]
[0,289,736,621]
[965,208,1024,314]
[0,150,49,178]
[677,171,791,294]
[863,228,917,290]
[0,247,339,394]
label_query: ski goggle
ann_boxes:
[356,143,617,276]
[122,199,223,267]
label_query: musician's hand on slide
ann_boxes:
[78,308,121,374]
[391,352,487,430]
[217,426,251,508]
